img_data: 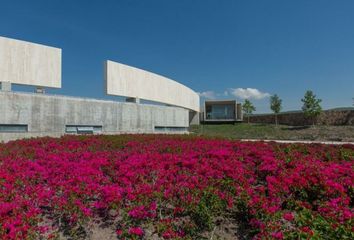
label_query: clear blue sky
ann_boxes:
[1,0,353,113]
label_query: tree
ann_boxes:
[242,99,256,124]
[270,94,282,126]
[301,90,322,126]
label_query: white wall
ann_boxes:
[105,60,200,112]
[0,91,189,142]
[0,36,61,88]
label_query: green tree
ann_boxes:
[270,94,282,126]
[301,90,322,126]
[242,99,256,124]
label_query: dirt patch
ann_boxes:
[55,215,252,240]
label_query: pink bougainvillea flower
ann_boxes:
[283,212,294,221]
[0,135,352,239]
[128,226,144,236]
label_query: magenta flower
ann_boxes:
[0,135,352,239]
[128,227,144,236]
[283,212,294,221]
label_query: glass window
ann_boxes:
[205,104,235,120]
[0,124,28,132]
[65,125,102,134]
[154,126,188,132]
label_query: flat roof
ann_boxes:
[204,99,237,104]
[204,119,236,122]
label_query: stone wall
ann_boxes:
[248,109,354,126]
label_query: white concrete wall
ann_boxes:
[0,36,61,88]
[105,61,200,112]
[0,91,189,142]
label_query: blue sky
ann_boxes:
[1,0,353,113]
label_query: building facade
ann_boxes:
[0,91,190,142]
[0,36,200,142]
[201,100,243,123]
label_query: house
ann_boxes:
[201,99,243,123]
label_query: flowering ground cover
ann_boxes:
[0,135,353,239]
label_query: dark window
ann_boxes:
[65,125,102,134]
[0,124,28,132]
[205,104,235,120]
[154,126,188,132]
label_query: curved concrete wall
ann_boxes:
[105,60,200,112]
[0,36,61,88]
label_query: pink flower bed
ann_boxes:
[0,135,353,239]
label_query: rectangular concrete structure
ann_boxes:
[201,100,243,123]
[0,92,189,142]
[0,36,61,88]
[105,61,200,112]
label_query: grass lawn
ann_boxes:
[190,123,354,142]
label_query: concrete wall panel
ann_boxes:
[105,61,200,112]
[0,92,189,142]
[0,36,61,88]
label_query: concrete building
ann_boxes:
[0,36,61,89]
[0,36,199,142]
[105,61,199,112]
[0,91,189,142]
[201,100,243,123]
[105,60,200,126]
